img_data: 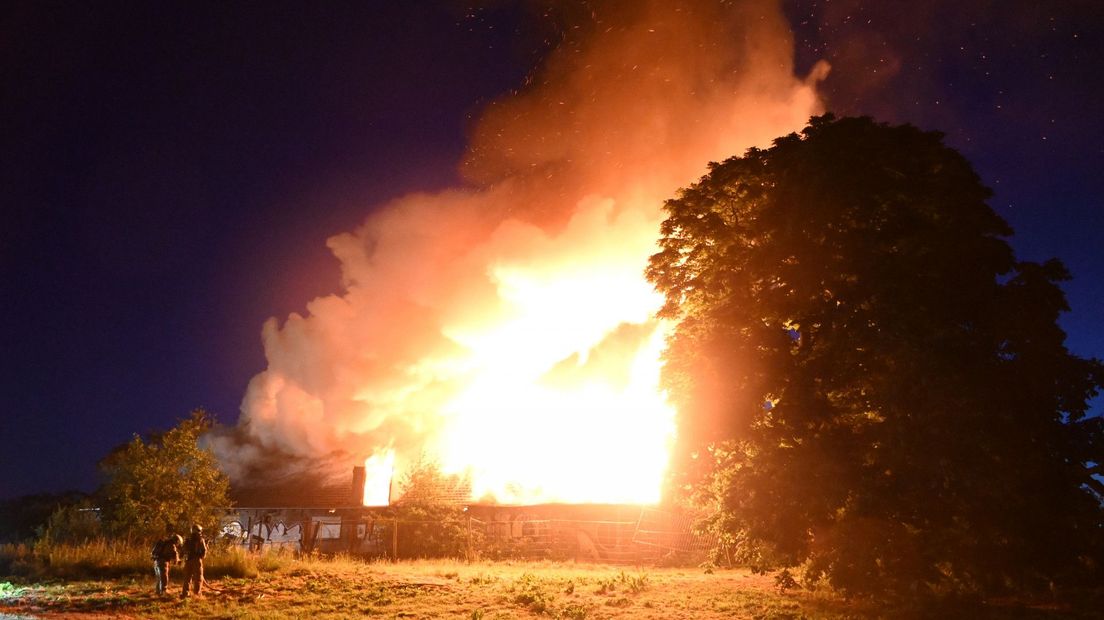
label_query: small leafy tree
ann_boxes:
[38,500,103,545]
[648,115,1103,598]
[99,410,231,540]
[389,457,473,559]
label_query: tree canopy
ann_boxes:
[647,115,1103,597]
[99,410,231,540]
[389,457,472,559]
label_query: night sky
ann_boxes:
[3,1,1101,499]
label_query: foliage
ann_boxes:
[394,455,471,505]
[1,538,259,581]
[511,572,556,614]
[560,601,592,619]
[0,581,28,598]
[647,115,1104,598]
[0,544,33,578]
[210,545,261,579]
[388,457,475,559]
[29,538,149,580]
[774,568,799,593]
[37,500,102,544]
[479,531,542,561]
[5,556,1096,618]
[98,409,232,541]
[0,492,90,544]
[255,546,294,573]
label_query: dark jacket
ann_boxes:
[151,538,180,563]
[183,532,207,560]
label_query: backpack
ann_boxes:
[186,533,207,559]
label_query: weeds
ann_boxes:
[0,544,33,578]
[774,567,799,593]
[6,549,1054,619]
[255,549,291,573]
[618,569,650,593]
[30,538,148,579]
[0,539,267,581]
[511,572,556,614]
[559,601,591,619]
[594,576,616,594]
[0,581,28,598]
[209,546,259,579]
[604,595,632,608]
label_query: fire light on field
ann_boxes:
[219,0,826,506]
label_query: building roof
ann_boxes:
[230,470,358,509]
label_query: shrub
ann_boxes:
[205,545,259,579]
[38,502,102,545]
[0,544,34,578]
[560,601,592,619]
[510,573,556,614]
[388,458,479,559]
[2,538,260,581]
[619,569,649,593]
[31,539,148,580]
[98,410,231,540]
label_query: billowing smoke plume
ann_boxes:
[211,0,826,498]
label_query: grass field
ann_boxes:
[0,556,862,619]
[0,554,1095,619]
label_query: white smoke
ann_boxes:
[212,0,826,488]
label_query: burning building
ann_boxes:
[213,0,826,534]
[223,464,711,562]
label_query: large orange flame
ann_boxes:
[360,198,677,505]
[427,202,675,504]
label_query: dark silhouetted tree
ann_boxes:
[647,115,1103,597]
[38,499,103,544]
[0,491,90,543]
[99,410,231,540]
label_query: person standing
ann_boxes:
[180,524,207,599]
[151,533,182,595]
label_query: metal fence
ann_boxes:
[223,507,714,565]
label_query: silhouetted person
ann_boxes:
[180,524,207,598]
[151,533,182,595]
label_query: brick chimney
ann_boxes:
[351,465,366,506]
